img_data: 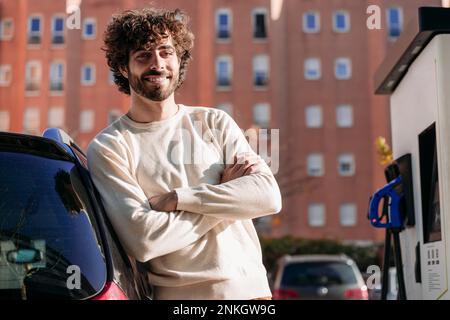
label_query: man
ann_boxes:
[87,8,282,300]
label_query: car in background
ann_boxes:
[0,129,152,300]
[271,254,368,300]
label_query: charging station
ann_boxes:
[372,7,450,300]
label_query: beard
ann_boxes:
[128,68,178,101]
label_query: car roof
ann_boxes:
[0,128,85,161]
[280,254,354,264]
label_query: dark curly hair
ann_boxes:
[103,8,194,95]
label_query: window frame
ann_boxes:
[386,7,403,40]
[252,7,268,40]
[27,15,43,46]
[305,105,323,128]
[23,107,41,134]
[81,63,96,86]
[253,54,269,88]
[25,60,42,94]
[336,104,353,128]
[253,103,271,128]
[338,153,355,176]
[335,57,352,80]
[303,11,320,33]
[304,58,321,80]
[49,61,65,93]
[333,10,350,33]
[80,109,95,133]
[51,14,65,46]
[340,203,357,227]
[307,153,324,177]
[0,18,14,40]
[216,55,232,89]
[215,9,232,41]
[82,18,97,40]
[0,64,12,86]
[47,106,65,128]
[308,203,326,227]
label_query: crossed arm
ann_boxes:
[149,152,282,221]
[148,112,282,220]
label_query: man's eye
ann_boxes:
[162,50,174,56]
[137,53,150,60]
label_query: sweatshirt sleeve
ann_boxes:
[87,134,221,263]
[174,110,282,220]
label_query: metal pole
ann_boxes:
[393,230,407,300]
[381,229,391,300]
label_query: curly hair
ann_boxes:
[103,8,194,95]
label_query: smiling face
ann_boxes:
[125,36,180,102]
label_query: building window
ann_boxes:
[28,16,42,45]
[333,11,350,33]
[216,9,231,40]
[216,103,233,116]
[303,11,320,33]
[304,58,321,80]
[340,203,357,226]
[253,55,269,87]
[305,105,322,128]
[336,105,353,128]
[81,64,96,85]
[108,110,122,125]
[386,7,403,39]
[51,15,65,45]
[82,18,96,39]
[253,103,270,128]
[23,108,40,134]
[307,153,324,177]
[338,153,355,176]
[308,203,326,227]
[50,62,64,92]
[0,18,14,40]
[25,61,42,92]
[0,65,12,86]
[335,58,352,80]
[216,56,232,88]
[252,8,267,39]
[0,111,10,131]
[80,110,95,133]
[48,107,65,128]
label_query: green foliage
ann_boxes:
[260,236,381,275]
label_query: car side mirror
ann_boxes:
[7,248,43,264]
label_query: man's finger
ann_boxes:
[235,153,259,164]
[244,163,260,175]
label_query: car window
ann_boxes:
[281,261,358,287]
[0,151,107,299]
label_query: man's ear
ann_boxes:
[119,66,128,79]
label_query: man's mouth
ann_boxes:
[143,75,170,84]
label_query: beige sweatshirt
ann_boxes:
[86,104,282,300]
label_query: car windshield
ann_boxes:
[281,261,358,287]
[0,150,107,300]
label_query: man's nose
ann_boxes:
[149,53,164,70]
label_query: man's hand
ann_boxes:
[220,153,262,184]
[149,191,178,212]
